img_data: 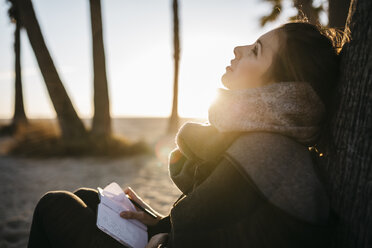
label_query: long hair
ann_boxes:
[264,21,346,154]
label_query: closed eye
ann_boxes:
[252,44,258,56]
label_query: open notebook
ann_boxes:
[96,182,148,248]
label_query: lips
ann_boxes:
[226,66,233,71]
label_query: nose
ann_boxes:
[234,44,255,58]
[233,46,241,57]
[233,45,247,59]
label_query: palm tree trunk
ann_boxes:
[16,0,87,139]
[12,19,27,126]
[168,0,180,133]
[318,0,372,247]
[90,0,111,138]
[328,0,351,29]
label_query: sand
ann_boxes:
[0,118,201,248]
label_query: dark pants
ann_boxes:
[27,188,129,248]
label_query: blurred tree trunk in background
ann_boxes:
[12,14,28,127]
[168,0,180,134]
[16,0,87,139]
[7,0,28,129]
[318,0,372,247]
[328,0,351,29]
[90,0,111,138]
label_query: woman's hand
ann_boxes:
[145,233,169,248]
[119,187,164,226]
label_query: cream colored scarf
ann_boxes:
[208,81,326,146]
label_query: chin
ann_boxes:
[221,79,234,90]
[221,74,230,88]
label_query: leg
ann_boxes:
[73,187,100,215]
[28,190,128,248]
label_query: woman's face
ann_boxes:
[221,29,281,90]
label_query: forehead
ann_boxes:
[258,29,280,58]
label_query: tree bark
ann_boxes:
[328,0,351,29]
[168,0,180,133]
[12,18,28,126]
[16,0,87,139]
[318,0,372,247]
[90,0,111,138]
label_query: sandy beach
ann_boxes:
[0,118,200,248]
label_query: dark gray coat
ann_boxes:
[165,123,335,248]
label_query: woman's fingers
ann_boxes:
[123,186,165,220]
[120,210,145,220]
[124,187,148,209]
[124,187,140,203]
[145,233,169,248]
[123,186,136,197]
[120,210,159,226]
[124,187,141,200]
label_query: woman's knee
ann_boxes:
[73,187,96,195]
[73,187,99,209]
[36,190,77,213]
[39,190,69,203]
[31,191,98,246]
[73,187,98,200]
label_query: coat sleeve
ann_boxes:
[169,155,261,241]
[168,149,198,195]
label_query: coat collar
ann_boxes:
[208,82,325,146]
[175,122,239,161]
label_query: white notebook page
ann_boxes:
[96,182,148,248]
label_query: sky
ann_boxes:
[0,0,305,119]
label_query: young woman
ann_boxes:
[27,21,341,248]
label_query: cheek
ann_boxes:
[236,61,264,82]
[221,59,270,89]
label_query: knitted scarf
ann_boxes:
[208,81,326,146]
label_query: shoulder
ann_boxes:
[225,132,312,181]
[225,132,313,196]
[225,132,330,224]
[227,131,307,157]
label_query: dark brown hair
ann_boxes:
[264,21,347,159]
[262,21,347,189]
[264,21,343,114]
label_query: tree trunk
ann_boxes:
[318,0,372,247]
[16,0,87,139]
[328,0,351,29]
[12,19,28,126]
[168,0,180,134]
[90,0,111,138]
